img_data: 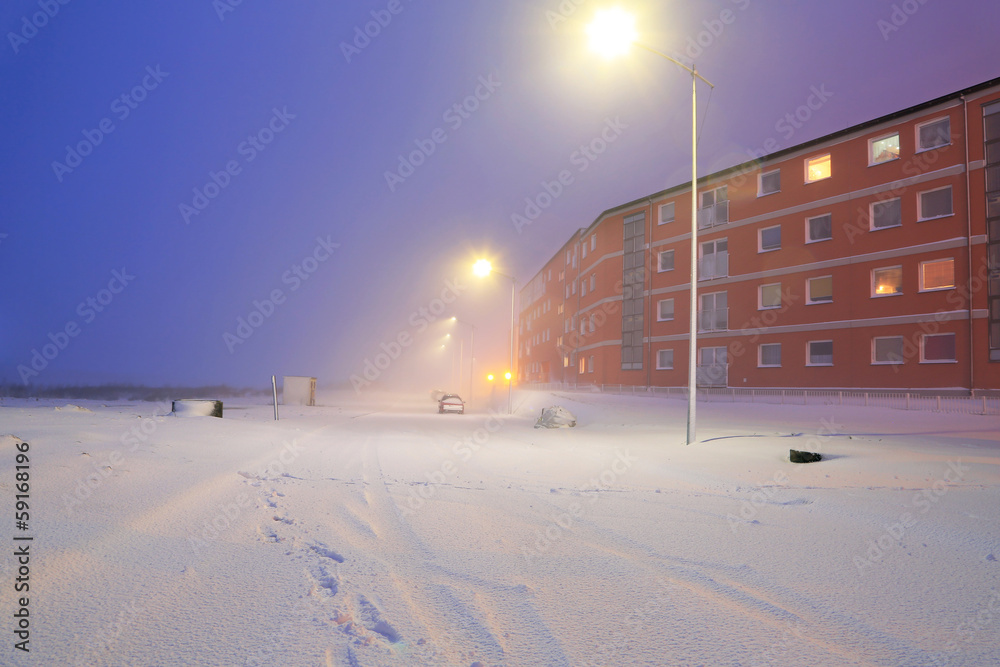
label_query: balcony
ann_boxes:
[696,363,728,388]
[697,200,729,229]
[698,252,729,280]
[698,307,729,333]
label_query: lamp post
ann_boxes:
[586,8,713,445]
[451,317,477,405]
[473,259,515,415]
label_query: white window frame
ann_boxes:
[920,333,957,364]
[758,343,782,368]
[870,197,902,231]
[919,258,956,292]
[759,225,782,253]
[872,336,905,365]
[658,202,675,225]
[872,265,903,298]
[658,249,675,273]
[806,275,833,305]
[805,213,833,244]
[916,116,951,152]
[759,282,783,310]
[758,169,781,197]
[657,298,675,322]
[917,185,954,221]
[868,132,900,166]
[806,340,834,367]
[656,349,674,370]
[805,154,831,184]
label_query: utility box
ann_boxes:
[283,376,316,406]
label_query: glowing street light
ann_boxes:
[586,8,713,445]
[474,259,516,415]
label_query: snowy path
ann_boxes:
[0,392,998,665]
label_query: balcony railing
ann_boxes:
[698,307,729,333]
[696,363,728,388]
[698,252,729,280]
[697,200,729,229]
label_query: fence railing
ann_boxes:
[525,383,1000,416]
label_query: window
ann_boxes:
[590,274,596,291]
[918,186,953,220]
[759,225,781,252]
[920,258,955,291]
[589,315,595,333]
[917,117,951,151]
[698,186,729,228]
[921,333,956,362]
[658,250,675,272]
[873,336,905,364]
[587,355,595,373]
[656,349,674,370]
[699,238,728,280]
[659,202,675,225]
[807,275,833,304]
[759,283,782,309]
[572,279,577,295]
[759,343,782,367]
[805,154,831,183]
[581,281,587,297]
[806,213,832,243]
[869,133,900,165]
[657,298,674,321]
[807,340,833,366]
[582,244,587,259]
[872,266,903,296]
[591,234,597,251]
[871,198,902,230]
[759,170,780,196]
[558,303,564,314]
[579,356,586,373]
[699,291,728,332]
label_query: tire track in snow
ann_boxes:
[356,436,572,666]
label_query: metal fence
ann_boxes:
[527,383,1000,416]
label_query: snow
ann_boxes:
[1,390,998,666]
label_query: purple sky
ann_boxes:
[2,0,998,390]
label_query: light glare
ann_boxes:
[587,7,637,59]
[473,259,492,277]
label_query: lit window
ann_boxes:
[579,356,585,373]
[869,133,900,165]
[658,250,675,272]
[917,117,951,151]
[807,275,833,304]
[806,213,832,243]
[759,225,781,252]
[759,343,781,367]
[871,198,902,230]
[659,202,675,225]
[872,266,903,296]
[657,298,674,321]
[919,186,953,220]
[920,258,955,291]
[759,170,780,196]
[807,340,833,366]
[921,333,956,362]
[805,154,831,183]
[873,336,905,364]
[656,349,674,370]
[759,283,782,309]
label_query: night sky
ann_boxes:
[2,0,998,390]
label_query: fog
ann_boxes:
[3,0,998,394]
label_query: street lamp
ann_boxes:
[587,7,713,445]
[450,316,477,404]
[473,259,516,415]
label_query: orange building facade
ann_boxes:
[518,78,1000,393]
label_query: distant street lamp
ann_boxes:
[473,259,515,415]
[586,7,714,445]
[451,316,476,404]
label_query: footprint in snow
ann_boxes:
[311,543,345,563]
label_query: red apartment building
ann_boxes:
[518,78,1000,393]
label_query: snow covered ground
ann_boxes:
[1,389,998,666]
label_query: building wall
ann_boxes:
[517,80,1000,392]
